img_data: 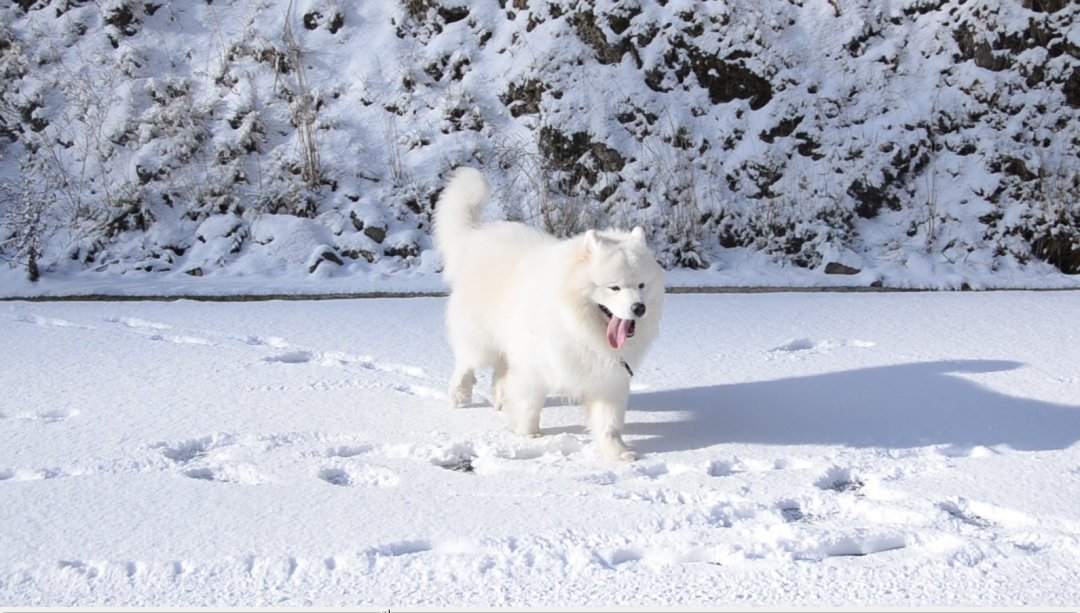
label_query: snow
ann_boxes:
[1,239,1077,300]
[3,291,1080,607]
[1,2,1078,605]
[3,1,1078,291]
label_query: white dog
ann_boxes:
[433,167,664,461]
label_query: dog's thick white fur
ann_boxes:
[433,167,664,461]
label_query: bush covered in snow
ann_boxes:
[0,0,1077,286]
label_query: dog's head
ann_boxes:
[582,227,665,351]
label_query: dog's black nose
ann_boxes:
[631,302,646,318]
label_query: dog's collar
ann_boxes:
[621,359,634,377]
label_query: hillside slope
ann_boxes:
[1,0,1077,289]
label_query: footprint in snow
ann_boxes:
[260,345,430,384]
[317,465,399,487]
[155,434,271,484]
[706,456,810,477]
[365,540,432,558]
[324,444,374,459]
[815,465,866,493]
[576,461,672,486]
[239,335,290,348]
[772,338,819,352]
[317,467,353,486]
[182,463,269,485]
[150,333,214,346]
[263,350,314,364]
[103,316,213,345]
[105,316,172,330]
[794,533,908,560]
[14,314,94,330]
[768,338,875,356]
[779,502,808,523]
[938,499,994,529]
[0,466,68,482]
[0,409,78,424]
[435,457,476,474]
[156,434,236,463]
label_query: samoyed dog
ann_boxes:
[433,167,664,461]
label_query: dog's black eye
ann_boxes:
[609,285,620,292]
[638,283,645,289]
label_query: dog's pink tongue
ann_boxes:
[607,316,633,349]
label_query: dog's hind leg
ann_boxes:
[445,295,482,408]
[586,391,637,461]
[449,365,476,408]
[491,356,508,411]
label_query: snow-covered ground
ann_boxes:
[2,291,1079,607]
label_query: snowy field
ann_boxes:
[2,291,1080,607]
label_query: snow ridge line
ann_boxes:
[4,285,1080,303]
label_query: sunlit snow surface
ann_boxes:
[2,291,1079,606]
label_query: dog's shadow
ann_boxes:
[625,359,1080,454]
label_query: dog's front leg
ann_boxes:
[491,357,508,411]
[586,391,637,461]
[504,371,543,438]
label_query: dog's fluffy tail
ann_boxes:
[433,166,490,284]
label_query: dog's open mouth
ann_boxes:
[599,305,636,350]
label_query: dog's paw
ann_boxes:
[449,371,476,408]
[597,436,638,462]
[513,425,542,438]
[450,390,472,408]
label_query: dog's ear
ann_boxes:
[584,229,600,256]
[631,226,647,244]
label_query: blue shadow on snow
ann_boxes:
[628,360,1080,454]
